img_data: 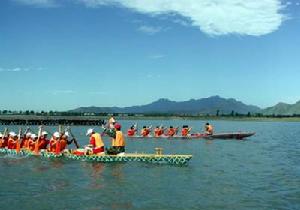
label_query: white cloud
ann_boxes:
[78,0,287,36]
[0,67,41,72]
[11,0,287,36]
[51,90,75,95]
[13,0,57,7]
[148,54,166,59]
[137,25,163,35]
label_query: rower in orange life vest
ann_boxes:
[0,131,8,148]
[86,128,105,155]
[27,134,38,151]
[205,123,214,135]
[49,132,60,153]
[21,132,31,148]
[167,126,178,137]
[181,125,192,137]
[107,123,126,155]
[141,126,151,137]
[154,126,165,137]
[38,131,49,150]
[7,132,17,149]
[127,124,137,137]
[0,132,4,148]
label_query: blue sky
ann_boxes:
[0,0,299,111]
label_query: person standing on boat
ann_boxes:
[167,126,178,137]
[141,126,151,137]
[127,125,137,137]
[107,123,126,155]
[181,125,191,137]
[205,123,214,135]
[86,128,105,155]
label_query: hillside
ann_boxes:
[70,96,261,115]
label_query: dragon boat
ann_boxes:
[0,148,192,165]
[127,132,255,140]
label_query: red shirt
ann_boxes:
[127,129,136,136]
[8,138,17,149]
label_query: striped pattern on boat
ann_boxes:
[0,148,192,165]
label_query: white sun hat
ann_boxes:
[42,131,48,135]
[26,132,32,137]
[53,132,60,138]
[0,133,3,138]
[31,134,37,139]
[86,128,94,136]
[9,132,16,137]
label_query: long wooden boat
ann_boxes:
[0,148,192,165]
[126,132,255,140]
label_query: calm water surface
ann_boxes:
[0,120,299,210]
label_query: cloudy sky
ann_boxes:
[0,0,299,111]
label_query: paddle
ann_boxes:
[16,128,22,153]
[66,126,80,149]
[55,125,62,155]
[34,126,42,155]
[2,128,8,148]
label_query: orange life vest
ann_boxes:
[181,128,189,136]
[112,131,125,147]
[90,133,104,148]
[168,128,176,136]
[141,128,150,137]
[8,138,16,149]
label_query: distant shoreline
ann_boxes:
[1,114,300,125]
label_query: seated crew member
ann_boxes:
[167,126,178,137]
[205,123,214,135]
[154,126,165,137]
[49,132,60,153]
[141,126,151,137]
[21,132,31,148]
[0,131,8,148]
[107,123,125,155]
[28,134,38,151]
[181,125,191,137]
[7,132,17,149]
[127,125,137,137]
[38,131,49,150]
[0,133,4,148]
[85,128,105,155]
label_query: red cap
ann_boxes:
[114,123,121,129]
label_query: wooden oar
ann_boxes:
[3,128,8,148]
[66,126,80,149]
[16,128,22,153]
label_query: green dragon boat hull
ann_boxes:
[0,148,192,165]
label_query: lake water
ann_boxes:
[0,120,299,210]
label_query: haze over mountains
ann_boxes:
[70,96,300,116]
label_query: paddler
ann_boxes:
[85,128,105,155]
[205,123,214,135]
[181,125,191,137]
[21,132,31,148]
[0,133,3,148]
[154,126,166,137]
[49,132,60,153]
[127,124,137,137]
[28,134,37,151]
[38,131,49,150]
[107,123,125,155]
[141,126,151,137]
[167,126,178,137]
[7,132,17,149]
[0,130,8,148]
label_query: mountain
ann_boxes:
[70,96,261,115]
[262,101,300,115]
